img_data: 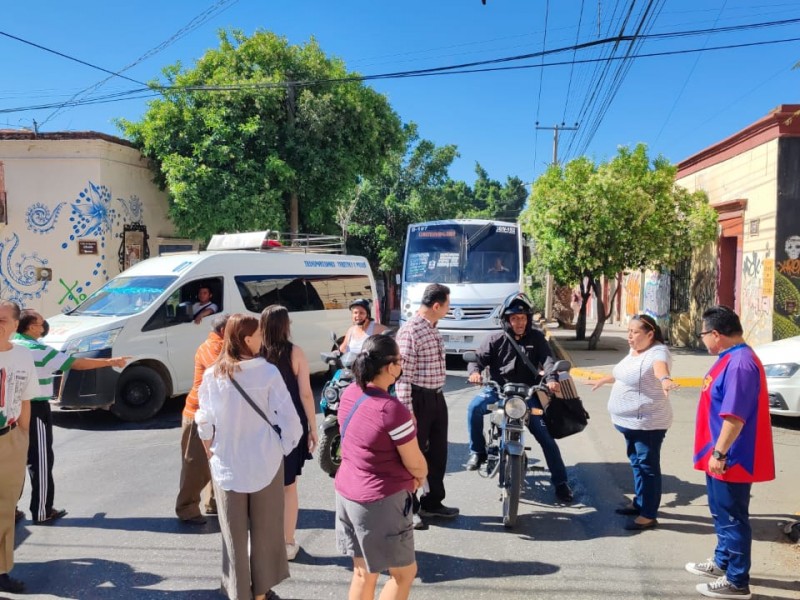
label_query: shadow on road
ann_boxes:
[11,558,219,599]
[52,396,185,431]
[16,513,221,536]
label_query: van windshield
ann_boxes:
[70,276,177,317]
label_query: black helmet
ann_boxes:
[348,298,371,319]
[500,293,533,332]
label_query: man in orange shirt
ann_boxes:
[175,313,229,524]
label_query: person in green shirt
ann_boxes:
[13,309,130,524]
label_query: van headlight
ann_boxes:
[763,363,799,378]
[62,328,123,353]
[504,396,528,420]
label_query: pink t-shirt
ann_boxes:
[334,382,417,503]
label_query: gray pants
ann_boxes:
[215,463,288,600]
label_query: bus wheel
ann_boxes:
[111,366,167,422]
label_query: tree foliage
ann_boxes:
[521,143,718,346]
[119,30,404,241]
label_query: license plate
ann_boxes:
[447,334,464,343]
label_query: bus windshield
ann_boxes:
[404,223,519,284]
[70,275,177,316]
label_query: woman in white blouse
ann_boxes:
[196,313,303,600]
[591,314,678,531]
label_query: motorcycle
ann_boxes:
[463,352,573,528]
[318,335,358,477]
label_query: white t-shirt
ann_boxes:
[608,343,673,431]
[196,357,303,493]
[0,345,39,428]
[192,301,218,319]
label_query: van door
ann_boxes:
[152,276,226,393]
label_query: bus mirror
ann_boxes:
[395,273,401,286]
[526,275,533,287]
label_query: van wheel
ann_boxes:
[111,366,167,422]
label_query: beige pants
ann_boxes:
[0,427,28,574]
[216,463,288,600]
[175,419,216,520]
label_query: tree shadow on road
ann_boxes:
[10,558,219,599]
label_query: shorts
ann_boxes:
[335,489,415,573]
[284,430,311,486]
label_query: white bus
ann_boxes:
[399,219,528,354]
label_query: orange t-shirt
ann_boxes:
[182,332,224,420]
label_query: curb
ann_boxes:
[549,334,704,388]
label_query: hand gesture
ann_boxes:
[467,372,482,384]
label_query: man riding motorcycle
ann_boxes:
[465,293,575,503]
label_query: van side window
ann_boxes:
[143,276,224,331]
[235,275,372,313]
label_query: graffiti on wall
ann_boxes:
[624,270,642,316]
[0,181,145,312]
[740,249,773,345]
[774,233,800,339]
[643,271,670,331]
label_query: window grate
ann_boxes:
[669,259,690,313]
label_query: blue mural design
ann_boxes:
[70,182,115,239]
[0,234,49,303]
[26,202,67,234]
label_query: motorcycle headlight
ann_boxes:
[61,328,123,354]
[323,386,338,401]
[763,363,800,378]
[504,396,528,420]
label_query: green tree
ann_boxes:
[521,143,717,348]
[344,124,472,315]
[470,164,528,220]
[119,30,403,241]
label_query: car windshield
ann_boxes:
[70,276,177,317]
[404,223,519,284]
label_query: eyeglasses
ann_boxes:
[696,330,714,339]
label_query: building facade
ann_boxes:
[0,131,192,317]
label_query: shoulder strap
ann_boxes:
[193,302,212,318]
[229,376,282,438]
[503,330,542,378]
[340,393,371,441]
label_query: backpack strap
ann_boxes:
[340,393,370,441]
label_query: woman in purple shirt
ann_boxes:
[334,335,428,600]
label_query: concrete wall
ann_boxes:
[675,138,778,347]
[0,136,176,317]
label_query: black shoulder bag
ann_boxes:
[504,331,589,439]
[229,376,282,438]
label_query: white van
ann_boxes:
[43,233,378,421]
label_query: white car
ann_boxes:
[753,335,800,417]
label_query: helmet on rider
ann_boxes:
[500,293,534,334]
[349,298,372,321]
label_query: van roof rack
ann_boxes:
[206,230,345,254]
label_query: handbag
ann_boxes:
[503,331,590,439]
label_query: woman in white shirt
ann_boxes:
[196,314,303,600]
[591,314,678,531]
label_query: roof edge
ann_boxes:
[0,130,135,148]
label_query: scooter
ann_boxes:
[318,334,358,477]
[463,352,573,528]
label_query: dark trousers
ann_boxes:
[27,401,55,522]
[411,385,448,511]
[707,474,752,587]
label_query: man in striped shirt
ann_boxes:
[13,309,130,524]
[396,283,459,524]
[175,312,229,525]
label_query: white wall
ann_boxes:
[0,137,175,317]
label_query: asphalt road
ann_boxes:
[9,363,800,600]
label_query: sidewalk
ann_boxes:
[548,322,715,388]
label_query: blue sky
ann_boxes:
[2,1,798,185]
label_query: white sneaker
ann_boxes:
[686,558,725,578]
[285,541,300,561]
[696,575,751,599]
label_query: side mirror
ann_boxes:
[177,301,193,323]
[553,359,571,372]
[462,351,478,363]
[395,273,401,286]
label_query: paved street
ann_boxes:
[9,362,800,600]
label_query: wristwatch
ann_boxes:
[712,449,728,461]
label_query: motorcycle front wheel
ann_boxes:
[318,426,342,477]
[502,452,523,528]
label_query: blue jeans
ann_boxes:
[467,387,568,486]
[707,474,752,587]
[614,425,666,520]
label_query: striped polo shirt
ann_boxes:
[608,343,673,431]
[12,333,74,401]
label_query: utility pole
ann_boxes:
[535,122,579,320]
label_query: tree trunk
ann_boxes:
[588,276,605,350]
[290,190,299,235]
[575,275,591,341]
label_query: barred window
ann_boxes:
[670,259,691,313]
